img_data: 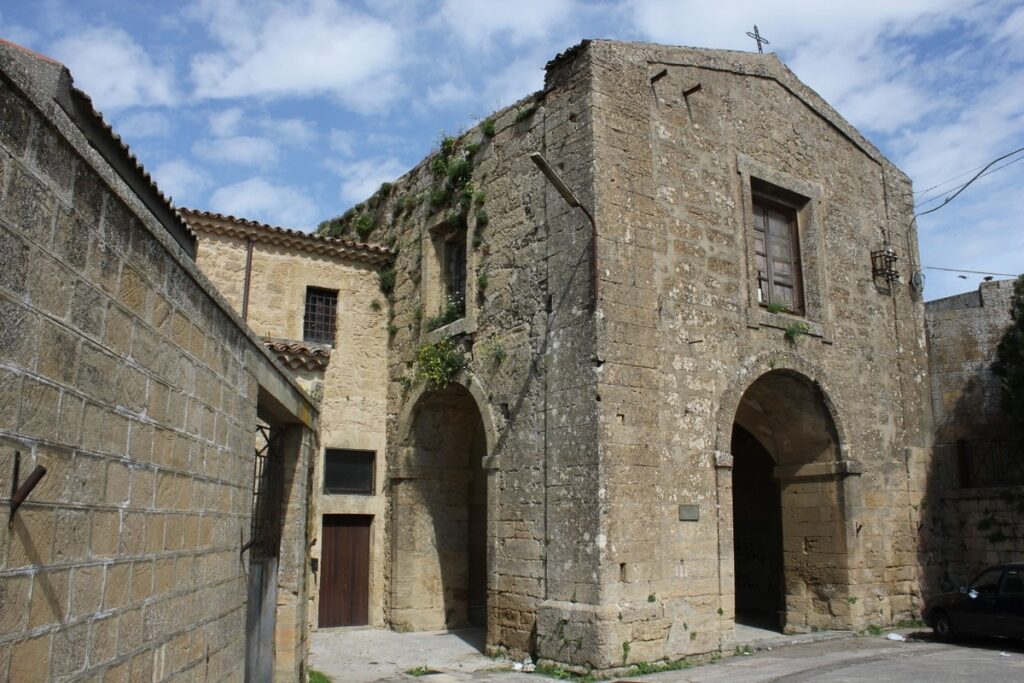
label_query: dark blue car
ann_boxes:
[923,563,1024,640]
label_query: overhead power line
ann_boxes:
[916,145,1024,217]
[923,266,1019,277]
[915,153,1024,210]
[912,146,1024,200]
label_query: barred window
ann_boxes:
[324,449,375,495]
[303,287,338,345]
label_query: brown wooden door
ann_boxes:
[319,515,371,627]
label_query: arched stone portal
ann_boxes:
[390,382,489,636]
[730,370,850,633]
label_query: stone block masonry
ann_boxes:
[0,40,317,681]
[920,280,1022,594]
[316,39,934,674]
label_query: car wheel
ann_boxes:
[933,610,955,642]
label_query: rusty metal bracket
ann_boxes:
[240,528,255,559]
[9,451,47,527]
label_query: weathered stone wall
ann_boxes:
[0,44,316,681]
[190,219,390,628]
[307,38,931,673]
[919,280,1021,593]
[316,41,600,655]
[577,41,931,668]
[925,279,1015,446]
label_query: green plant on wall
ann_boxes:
[784,321,811,342]
[425,295,465,331]
[414,335,467,389]
[480,340,506,365]
[765,302,786,314]
[377,265,396,296]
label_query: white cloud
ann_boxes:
[116,111,173,139]
[193,135,278,167]
[209,177,318,228]
[209,107,244,136]
[329,129,356,156]
[259,117,316,147]
[424,81,474,110]
[485,55,547,110]
[0,13,40,47]
[189,0,402,111]
[328,156,407,204]
[50,26,175,111]
[439,0,575,48]
[152,159,210,205]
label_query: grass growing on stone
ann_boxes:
[425,296,465,331]
[628,658,692,674]
[784,321,811,342]
[406,665,434,676]
[308,669,331,683]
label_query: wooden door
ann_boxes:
[319,515,371,627]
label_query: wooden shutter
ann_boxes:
[753,196,803,314]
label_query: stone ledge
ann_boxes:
[775,459,863,481]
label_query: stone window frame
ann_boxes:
[323,448,376,495]
[737,154,832,342]
[420,213,477,340]
[303,286,339,346]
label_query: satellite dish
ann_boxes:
[910,271,925,292]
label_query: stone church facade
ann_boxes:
[186,40,933,673]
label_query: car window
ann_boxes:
[1002,569,1024,595]
[971,568,1003,596]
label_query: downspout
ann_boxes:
[242,237,255,321]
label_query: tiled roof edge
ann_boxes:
[181,208,394,266]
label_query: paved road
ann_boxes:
[309,628,1024,682]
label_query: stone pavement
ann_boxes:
[309,627,1024,682]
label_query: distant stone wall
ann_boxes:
[925,279,1015,447]
[920,280,1021,594]
[0,45,316,681]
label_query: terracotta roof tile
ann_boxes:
[263,338,331,372]
[181,208,393,266]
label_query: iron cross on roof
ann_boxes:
[746,25,770,53]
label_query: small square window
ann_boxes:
[323,449,375,495]
[303,287,338,345]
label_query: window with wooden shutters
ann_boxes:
[753,195,804,314]
[303,287,338,345]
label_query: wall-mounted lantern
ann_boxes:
[871,245,899,284]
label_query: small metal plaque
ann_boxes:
[678,504,699,522]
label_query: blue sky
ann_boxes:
[2,0,1022,300]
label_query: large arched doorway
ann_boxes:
[730,370,848,633]
[391,383,489,636]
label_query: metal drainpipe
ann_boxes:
[242,238,254,321]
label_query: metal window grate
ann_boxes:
[303,287,338,345]
[251,423,283,557]
[323,449,375,495]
